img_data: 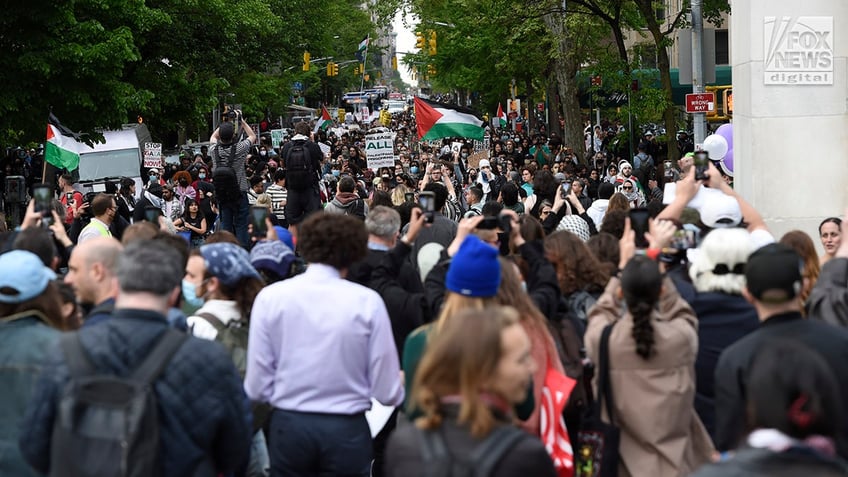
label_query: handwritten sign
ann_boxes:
[143,142,162,169]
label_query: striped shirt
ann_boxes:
[265,183,287,221]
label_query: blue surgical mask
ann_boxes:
[198,173,206,179]
[332,169,340,177]
[409,166,419,175]
[149,175,157,182]
[181,279,205,308]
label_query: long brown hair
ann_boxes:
[0,281,67,330]
[779,230,820,304]
[544,230,610,295]
[414,306,520,438]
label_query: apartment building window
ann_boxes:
[715,29,729,65]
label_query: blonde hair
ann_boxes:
[436,292,496,330]
[255,193,272,209]
[414,306,520,437]
[391,184,411,206]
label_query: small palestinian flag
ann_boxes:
[414,97,485,141]
[314,105,333,133]
[497,103,507,128]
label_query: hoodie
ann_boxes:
[324,192,368,219]
[586,199,609,228]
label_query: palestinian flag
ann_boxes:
[414,97,485,141]
[497,103,507,128]
[313,106,333,133]
[45,113,81,171]
[355,36,369,62]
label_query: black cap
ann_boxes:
[745,243,803,303]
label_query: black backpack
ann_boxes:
[284,140,313,191]
[50,329,186,477]
[416,425,526,477]
[212,142,241,203]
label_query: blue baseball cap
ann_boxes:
[0,250,57,303]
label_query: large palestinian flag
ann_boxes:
[414,97,485,141]
[45,113,82,171]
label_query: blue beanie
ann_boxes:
[446,236,501,297]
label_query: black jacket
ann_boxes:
[280,137,323,188]
[348,243,431,360]
[691,445,848,477]
[714,312,848,456]
[673,276,760,442]
[385,405,557,477]
[19,309,252,477]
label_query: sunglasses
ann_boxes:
[623,186,633,190]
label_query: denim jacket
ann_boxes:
[0,312,60,477]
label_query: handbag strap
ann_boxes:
[598,321,617,424]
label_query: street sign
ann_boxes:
[685,92,716,113]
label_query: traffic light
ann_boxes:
[359,63,365,75]
[326,62,333,76]
[392,56,398,70]
[723,89,733,117]
[427,64,436,76]
[428,31,437,56]
[332,62,339,76]
[302,51,310,71]
[415,32,425,49]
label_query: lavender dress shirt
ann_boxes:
[245,263,404,414]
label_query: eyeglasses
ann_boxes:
[623,186,633,190]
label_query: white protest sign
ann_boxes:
[365,132,396,169]
[143,143,162,169]
[318,142,331,157]
[270,129,285,149]
[451,141,463,155]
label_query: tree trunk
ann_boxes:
[546,74,562,137]
[635,0,679,162]
[544,13,585,163]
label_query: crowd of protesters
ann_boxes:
[1,106,848,477]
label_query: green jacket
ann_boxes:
[401,323,534,420]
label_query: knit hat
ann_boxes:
[199,243,261,287]
[745,243,803,303]
[446,236,501,297]
[0,250,56,304]
[250,240,296,280]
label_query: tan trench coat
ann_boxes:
[585,277,714,477]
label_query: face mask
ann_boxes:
[409,166,419,175]
[198,173,206,179]
[181,279,205,308]
[332,169,340,177]
[461,152,468,159]
[149,175,157,182]
[260,150,267,156]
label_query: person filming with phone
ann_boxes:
[209,108,256,247]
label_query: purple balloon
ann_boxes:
[716,123,733,151]
[721,148,733,173]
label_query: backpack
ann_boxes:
[344,198,366,220]
[195,312,271,432]
[284,140,313,191]
[50,330,186,477]
[416,425,526,477]
[213,142,241,203]
[195,312,248,378]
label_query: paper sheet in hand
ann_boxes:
[365,398,395,437]
[662,183,725,209]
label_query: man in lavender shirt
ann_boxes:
[245,213,404,476]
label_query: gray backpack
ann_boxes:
[50,330,186,477]
[416,425,525,477]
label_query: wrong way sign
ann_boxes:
[685,93,716,113]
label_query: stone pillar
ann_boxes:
[732,0,848,252]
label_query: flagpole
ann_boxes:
[359,37,368,100]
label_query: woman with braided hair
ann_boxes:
[584,219,713,477]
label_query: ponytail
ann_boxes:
[620,256,662,360]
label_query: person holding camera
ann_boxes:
[209,110,256,247]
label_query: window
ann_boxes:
[634,43,658,69]
[715,30,729,65]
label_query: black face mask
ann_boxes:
[179,179,189,187]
